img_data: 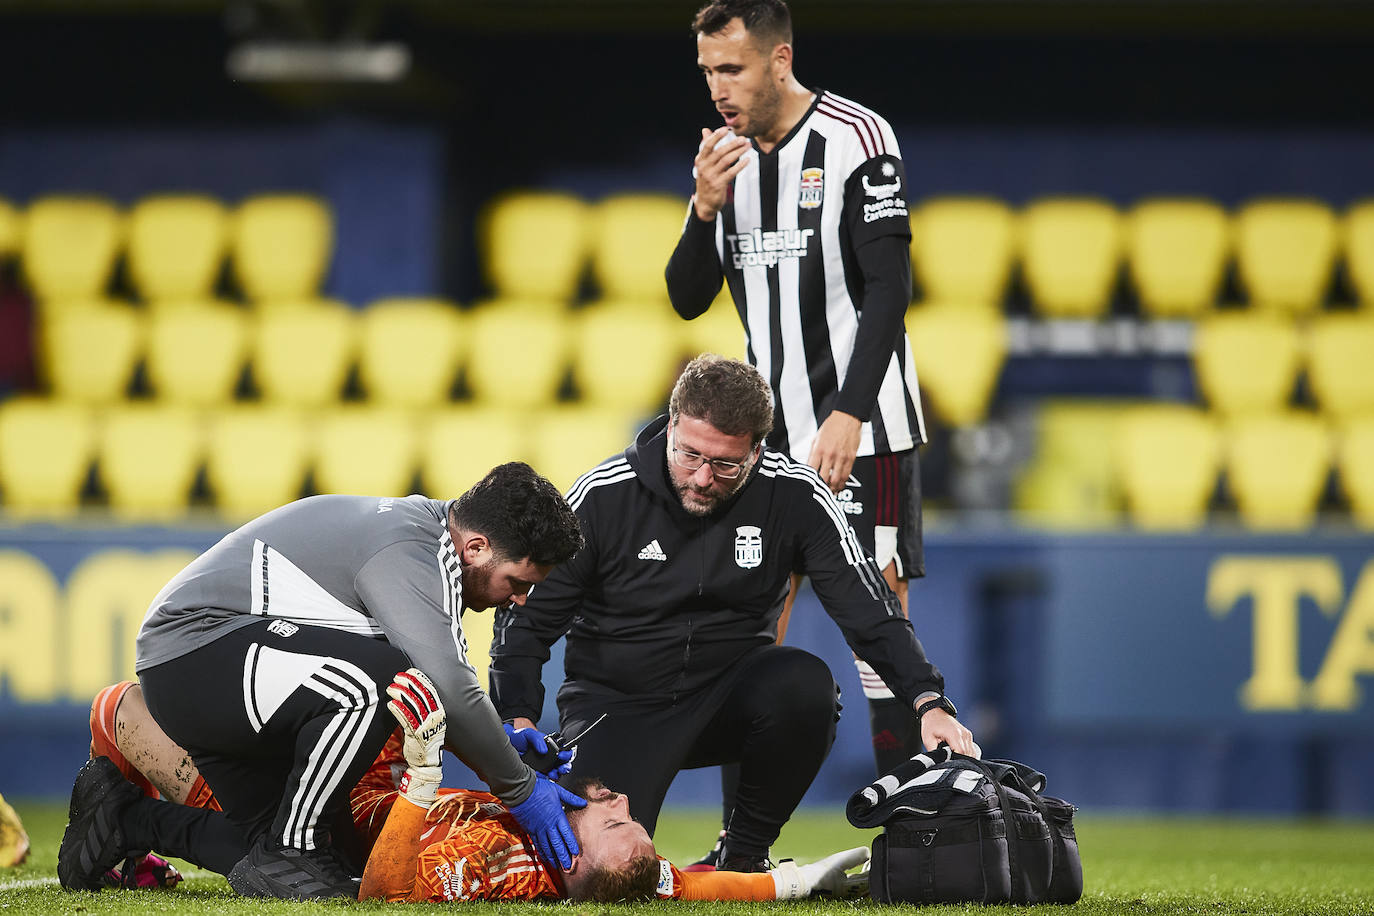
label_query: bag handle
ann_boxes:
[959,755,1023,901]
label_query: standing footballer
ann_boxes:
[665,0,931,799]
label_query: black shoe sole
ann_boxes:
[227,846,360,900]
[57,758,139,892]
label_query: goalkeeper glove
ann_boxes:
[386,668,446,809]
[770,846,871,899]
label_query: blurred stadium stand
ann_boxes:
[1,0,1373,814]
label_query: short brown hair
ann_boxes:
[567,853,660,903]
[692,0,792,46]
[669,354,774,447]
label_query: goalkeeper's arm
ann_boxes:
[359,668,447,901]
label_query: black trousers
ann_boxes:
[140,620,408,863]
[556,644,840,858]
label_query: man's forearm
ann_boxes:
[665,206,725,320]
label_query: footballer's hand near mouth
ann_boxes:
[693,126,751,221]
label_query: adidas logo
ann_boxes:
[637,539,668,561]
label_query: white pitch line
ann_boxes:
[0,876,59,891]
[0,869,218,893]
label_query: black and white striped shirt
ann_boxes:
[667,90,925,460]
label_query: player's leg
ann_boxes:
[140,621,406,898]
[90,682,159,799]
[90,681,218,809]
[692,571,806,868]
[86,683,200,888]
[686,645,839,871]
[854,450,927,776]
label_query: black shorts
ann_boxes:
[841,448,924,580]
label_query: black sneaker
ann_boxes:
[226,837,360,900]
[57,757,144,891]
[717,842,774,874]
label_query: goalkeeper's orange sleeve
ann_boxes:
[676,867,776,901]
[358,797,428,902]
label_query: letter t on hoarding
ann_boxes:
[1206,557,1343,711]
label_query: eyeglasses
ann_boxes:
[669,430,754,480]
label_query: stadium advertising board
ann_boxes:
[1042,535,1374,729]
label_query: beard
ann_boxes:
[674,474,746,517]
[738,77,785,140]
[462,555,499,610]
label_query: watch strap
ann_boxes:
[915,695,957,720]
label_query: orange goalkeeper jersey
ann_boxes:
[351,732,775,903]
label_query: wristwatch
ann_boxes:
[915,695,958,720]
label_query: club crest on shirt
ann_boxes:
[799,167,824,209]
[267,619,299,638]
[734,525,763,569]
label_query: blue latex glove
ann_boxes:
[507,778,586,869]
[503,722,575,779]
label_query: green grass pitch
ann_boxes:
[3,800,1373,915]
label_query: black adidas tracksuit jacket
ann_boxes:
[489,415,944,720]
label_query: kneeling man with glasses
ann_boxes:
[491,355,977,874]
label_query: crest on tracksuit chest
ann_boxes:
[734,525,763,569]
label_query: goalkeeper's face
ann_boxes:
[565,780,654,871]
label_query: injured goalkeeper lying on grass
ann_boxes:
[74,672,868,902]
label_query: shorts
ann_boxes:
[841,448,924,580]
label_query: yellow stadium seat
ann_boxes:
[1344,200,1374,306]
[0,398,94,517]
[1113,404,1220,530]
[231,194,333,302]
[1306,313,1374,419]
[1234,198,1338,315]
[680,290,747,362]
[1224,411,1329,530]
[1012,400,1126,528]
[143,301,249,407]
[357,298,465,408]
[464,300,571,409]
[420,407,529,497]
[909,196,1016,307]
[1124,197,1230,318]
[251,300,358,408]
[526,405,639,493]
[204,406,310,518]
[98,405,203,520]
[570,301,684,412]
[41,300,143,404]
[589,193,687,301]
[1192,312,1301,416]
[126,194,229,302]
[0,197,20,259]
[312,407,418,496]
[21,195,123,302]
[1020,197,1123,318]
[1336,416,1374,528]
[905,302,1007,427]
[480,191,590,301]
